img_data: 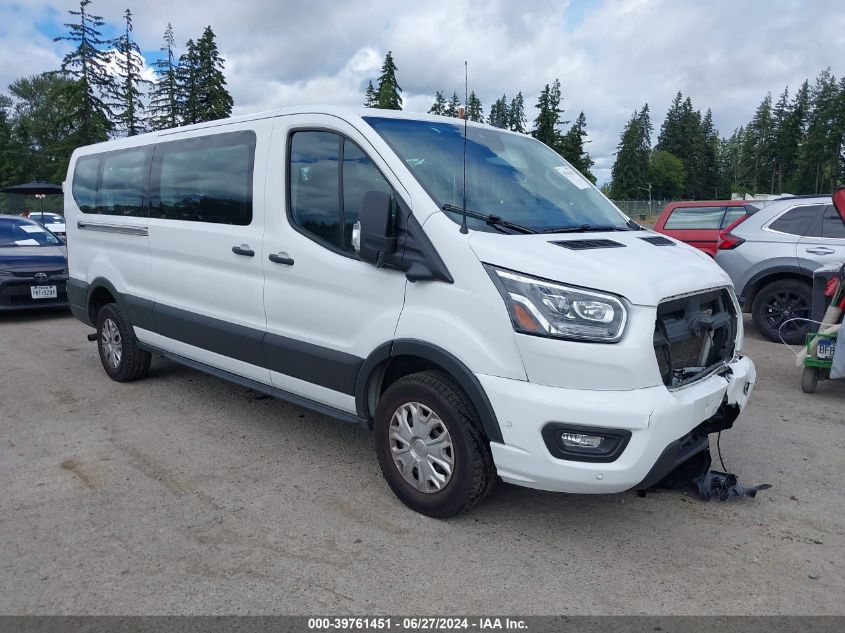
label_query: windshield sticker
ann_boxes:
[20,225,46,233]
[14,239,40,246]
[554,165,592,190]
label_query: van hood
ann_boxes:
[468,231,732,307]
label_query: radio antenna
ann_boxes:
[460,60,469,235]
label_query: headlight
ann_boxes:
[485,265,628,342]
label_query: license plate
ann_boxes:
[30,285,57,299]
[817,340,835,360]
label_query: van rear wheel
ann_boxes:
[96,303,151,382]
[373,371,495,518]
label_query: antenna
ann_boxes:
[460,60,469,235]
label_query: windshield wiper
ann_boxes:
[441,204,537,234]
[541,224,631,233]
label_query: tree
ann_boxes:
[610,104,652,199]
[558,111,595,182]
[650,150,686,199]
[149,23,180,130]
[718,127,744,197]
[194,26,233,122]
[375,51,402,110]
[109,9,149,136]
[699,109,720,198]
[428,90,446,115]
[508,92,527,133]
[487,94,508,128]
[533,79,564,148]
[364,81,377,107]
[467,91,483,122]
[793,68,841,193]
[738,92,774,193]
[53,0,114,144]
[0,94,18,186]
[176,38,200,125]
[445,92,461,118]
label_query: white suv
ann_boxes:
[64,107,755,516]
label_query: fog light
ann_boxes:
[560,432,602,448]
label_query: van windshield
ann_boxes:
[364,116,629,233]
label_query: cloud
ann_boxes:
[2,0,844,185]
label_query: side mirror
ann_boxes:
[353,190,397,265]
[833,186,845,223]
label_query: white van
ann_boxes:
[64,106,756,517]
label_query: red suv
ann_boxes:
[654,200,750,257]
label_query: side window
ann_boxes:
[720,206,747,228]
[769,205,822,236]
[150,130,256,225]
[290,131,395,254]
[821,205,845,238]
[98,148,150,216]
[663,206,725,229]
[72,155,100,213]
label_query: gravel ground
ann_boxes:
[1,310,843,615]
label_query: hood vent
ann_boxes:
[640,236,675,246]
[553,239,625,250]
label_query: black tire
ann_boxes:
[751,279,812,344]
[374,371,496,518]
[96,303,151,382]
[801,366,819,394]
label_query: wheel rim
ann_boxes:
[762,290,810,334]
[101,318,123,369]
[389,402,454,494]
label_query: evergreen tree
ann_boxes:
[467,91,483,122]
[428,90,446,115]
[699,109,720,198]
[445,92,460,118]
[778,80,810,190]
[364,80,377,107]
[738,92,774,193]
[109,9,149,136]
[194,26,233,122]
[718,127,744,197]
[487,94,508,128]
[148,23,180,130]
[656,92,684,157]
[533,80,564,148]
[793,68,841,193]
[769,87,790,192]
[558,111,595,182]
[53,0,114,144]
[508,92,527,133]
[0,95,14,185]
[176,38,200,125]
[375,51,402,110]
[610,104,652,199]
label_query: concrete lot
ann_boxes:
[1,310,843,615]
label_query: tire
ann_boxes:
[373,371,496,518]
[801,366,819,394]
[751,279,812,344]
[96,303,151,382]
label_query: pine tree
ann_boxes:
[656,92,684,157]
[364,81,377,107]
[558,111,595,182]
[508,92,527,133]
[176,38,200,125]
[533,80,564,149]
[53,0,114,144]
[467,91,483,122]
[779,80,810,190]
[109,9,149,136]
[194,26,233,122]
[699,109,720,198]
[445,92,461,118]
[375,51,402,110]
[428,90,446,115]
[793,68,841,193]
[718,127,744,197]
[487,95,508,128]
[739,93,774,193]
[148,23,180,130]
[610,104,652,199]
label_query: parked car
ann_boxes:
[654,200,751,256]
[64,106,756,517]
[0,215,69,311]
[27,212,66,240]
[715,194,845,344]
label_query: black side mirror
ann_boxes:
[354,190,397,266]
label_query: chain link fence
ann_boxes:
[0,193,64,216]
[610,200,678,225]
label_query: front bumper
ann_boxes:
[479,355,756,493]
[0,275,69,311]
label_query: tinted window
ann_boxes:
[721,206,747,228]
[769,205,822,236]
[664,206,725,229]
[99,148,150,216]
[821,205,845,239]
[72,155,99,213]
[150,131,256,225]
[290,131,395,253]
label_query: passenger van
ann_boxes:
[64,107,756,517]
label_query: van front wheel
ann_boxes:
[96,303,151,382]
[374,371,495,518]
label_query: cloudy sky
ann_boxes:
[2,0,844,184]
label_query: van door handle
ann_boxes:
[268,252,295,266]
[805,247,835,255]
[232,244,255,257]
